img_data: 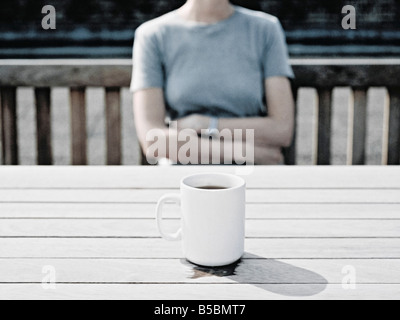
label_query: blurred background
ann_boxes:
[1,0,400,58]
[0,0,399,165]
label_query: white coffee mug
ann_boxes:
[156,173,246,267]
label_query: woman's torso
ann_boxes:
[133,6,294,119]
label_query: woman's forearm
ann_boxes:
[179,114,294,148]
[218,116,294,148]
[142,125,283,165]
[143,127,227,164]
[158,128,248,165]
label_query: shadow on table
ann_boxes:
[181,253,328,297]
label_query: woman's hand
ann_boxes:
[177,114,210,134]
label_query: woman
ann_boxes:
[132,0,295,165]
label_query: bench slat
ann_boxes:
[316,88,333,165]
[1,60,400,87]
[70,88,87,165]
[348,88,367,165]
[35,88,52,165]
[0,62,132,87]
[388,87,400,165]
[105,88,122,165]
[0,87,18,165]
[283,86,298,165]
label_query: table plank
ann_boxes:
[1,189,399,204]
[0,166,400,189]
[0,219,399,238]
[0,203,399,219]
[0,259,398,284]
[0,238,399,259]
[0,284,399,300]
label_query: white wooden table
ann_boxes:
[0,166,399,300]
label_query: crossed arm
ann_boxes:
[133,76,295,165]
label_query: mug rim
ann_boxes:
[181,172,246,192]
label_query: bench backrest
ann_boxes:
[0,59,399,165]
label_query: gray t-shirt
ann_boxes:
[131,6,294,119]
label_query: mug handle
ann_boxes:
[156,194,182,241]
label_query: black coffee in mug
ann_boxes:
[196,186,228,190]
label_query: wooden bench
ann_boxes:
[0,59,399,166]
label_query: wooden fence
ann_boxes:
[0,59,399,165]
